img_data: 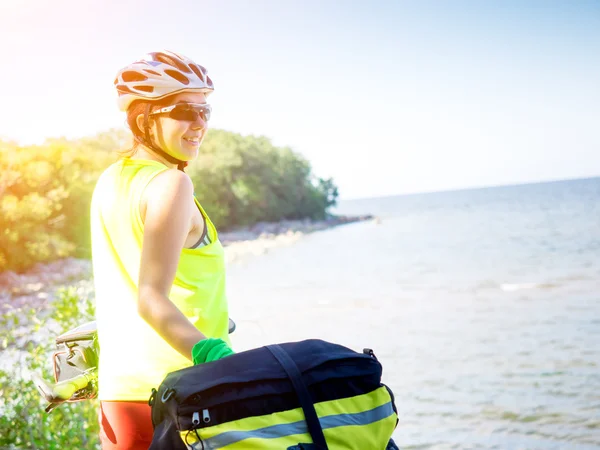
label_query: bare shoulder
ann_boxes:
[141,169,194,222]
[147,168,193,197]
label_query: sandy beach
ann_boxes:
[0,214,373,317]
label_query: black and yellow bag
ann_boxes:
[149,339,398,449]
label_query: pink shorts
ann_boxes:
[99,401,154,450]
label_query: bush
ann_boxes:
[189,130,339,227]
[0,287,100,449]
[0,134,119,271]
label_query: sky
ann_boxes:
[0,0,598,199]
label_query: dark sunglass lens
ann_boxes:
[169,106,197,121]
[200,107,210,121]
[169,105,210,122]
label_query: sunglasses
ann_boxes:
[149,103,212,122]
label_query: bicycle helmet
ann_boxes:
[115,50,214,112]
[114,50,214,170]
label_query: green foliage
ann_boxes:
[0,142,73,271]
[0,127,338,272]
[0,287,100,449]
[189,130,339,227]
[0,132,121,271]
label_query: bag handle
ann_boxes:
[266,344,329,450]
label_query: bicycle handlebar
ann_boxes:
[33,368,96,405]
[35,318,236,413]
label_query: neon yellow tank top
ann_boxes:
[90,158,230,401]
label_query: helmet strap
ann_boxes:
[141,103,188,172]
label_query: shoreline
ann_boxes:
[0,214,373,315]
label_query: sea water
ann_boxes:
[227,177,600,449]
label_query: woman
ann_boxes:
[90,50,233,450]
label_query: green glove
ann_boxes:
[192,338,235,365]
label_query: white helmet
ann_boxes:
[114,50,214,111]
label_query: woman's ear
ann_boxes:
[136,113,154,136]
[135,113,145,134]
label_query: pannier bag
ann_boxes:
[52,320,99,396]
[149,339,398,450]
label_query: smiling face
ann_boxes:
[136,91,209,163]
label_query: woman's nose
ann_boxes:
[191,115,206,130]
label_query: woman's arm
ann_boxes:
[137,169,206,361]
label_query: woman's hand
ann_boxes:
[191,338,235,365]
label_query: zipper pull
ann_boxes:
[363,348,378,361]
[202,409,211,423]
[148,388,157,407]
[192,412,200,427]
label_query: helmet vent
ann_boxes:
[116,84,136,94]
[153,52,192,73]
[134,85,154,93]
[165,70,190,85]
[143,69,161,76]
[121,71,148,82]
[206,75,214,89]
[189,64,205,81]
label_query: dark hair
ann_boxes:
[120,96,177,158]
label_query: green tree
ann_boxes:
[0,142,75,271]
[0,127,338,272]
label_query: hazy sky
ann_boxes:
[1,0,598,199]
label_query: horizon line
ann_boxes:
[341,174,600,202]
